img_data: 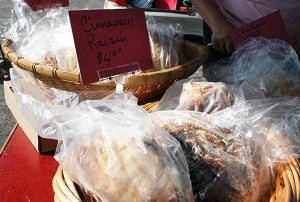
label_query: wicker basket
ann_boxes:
[50,102,300,202]
[1,38,208,102]
[52,157,300,202]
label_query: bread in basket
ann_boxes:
[1,38,208,102]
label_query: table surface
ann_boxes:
[0,124,58,202]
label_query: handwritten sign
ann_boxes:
[230,10,290,47]
[69,9,153,84]
[24,0,69,11]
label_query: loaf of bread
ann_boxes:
[60,133,194,202]
[150,111,274,201]
[176,81,234,113]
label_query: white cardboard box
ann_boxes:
[4,81,57,154]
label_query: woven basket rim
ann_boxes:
[53,157,300,202]
[49,101,300,201]
[1,38,209,86]
[51,102,300,202]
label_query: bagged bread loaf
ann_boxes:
[12,8,79,72]
[155,77,235,113]
[147,18,186,71]
[41,93,194,202]
[224,97,300,163]
[204,37,300,99]
[150,110,275,201]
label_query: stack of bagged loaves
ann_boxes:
[48,38,300,201]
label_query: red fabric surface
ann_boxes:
[154,0,177,10]
[0,125,58,202]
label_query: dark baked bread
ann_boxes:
[161,120,272,201]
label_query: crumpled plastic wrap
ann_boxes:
[39,93,194,202]
[150,110,272,201]
[3,1,106,72]
[2,0,41,43]
[147,37,300,201]
[151,95,300,201]
[9,67,113,132]
[11,7,79,72]
[147,17,187,70]
[154,77,235,113]
[215,97,300,164]
[10,67,194,201]
[204,37,300,100]
[3,0,105,42]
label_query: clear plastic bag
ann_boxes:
[155,77,235,113]
[216,97,300,164]
[2,0,104,44]
[3,1,79,72]
[13,7,79,72]
[204,37,300,99]
[9,67,113,132]
[3,0,105,34]
[40,93,194,202]
[147,17,187,70]
[150,110,273,201]
[151,95,300,201]
[3,0,41,43]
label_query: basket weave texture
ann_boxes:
[1,38,208,102]
[52,157,300,202]
[51,100,300,202]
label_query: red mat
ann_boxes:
[0,124,58,202]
